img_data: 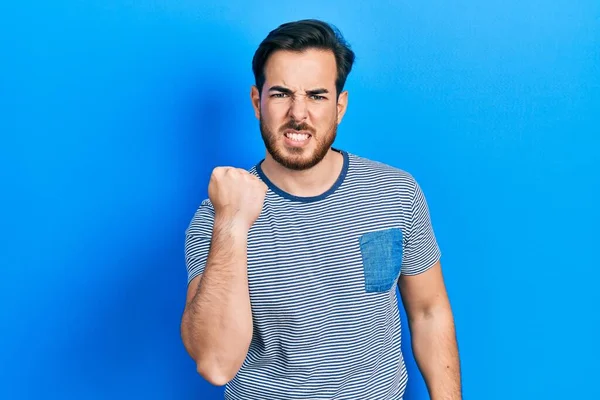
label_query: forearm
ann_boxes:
[409,304,461,400]
[181,216,253,383]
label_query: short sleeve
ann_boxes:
[400,177,442,276]
[184,199,215,285]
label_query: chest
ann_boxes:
[245,201,405,317]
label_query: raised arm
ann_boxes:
[180,167,267,386]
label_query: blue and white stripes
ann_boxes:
[185,149,441,399]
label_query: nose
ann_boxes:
[288,96,308,122]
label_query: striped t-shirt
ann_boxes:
[185,148,441,399]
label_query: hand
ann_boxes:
[208,167,268,231]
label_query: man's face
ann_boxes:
[251,48,348,170]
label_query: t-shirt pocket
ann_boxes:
[358,228,403,293]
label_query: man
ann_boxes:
[181,19,461,400]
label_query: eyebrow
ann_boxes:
[306,88,329,96]
[268,86,330,96]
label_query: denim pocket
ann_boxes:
[358,228,403,293]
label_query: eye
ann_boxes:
[310,95,326,100]
[271,93,288,98]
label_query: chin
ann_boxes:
[272,146,325,171]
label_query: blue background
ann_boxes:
[1,1,599,399]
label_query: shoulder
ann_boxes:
[347,152,419,193]
[186,198,215,236]
[247,164,260,177]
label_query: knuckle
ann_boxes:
[212,166,226,175]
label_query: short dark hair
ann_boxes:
[252,19,355,97]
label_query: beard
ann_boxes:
[259,113,338,171]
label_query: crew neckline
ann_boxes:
[255,148,349,203]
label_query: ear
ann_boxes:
[250,85,261,120]
[336,90,349,124]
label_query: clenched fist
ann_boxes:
[208,167,268,231]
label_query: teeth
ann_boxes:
[286,133,309,141]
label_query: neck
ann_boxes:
[260,149,344,198]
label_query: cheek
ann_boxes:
[264,97,289,112]
[311,106,337,128]
[263,102,289,123]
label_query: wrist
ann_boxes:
[213,212,251,236]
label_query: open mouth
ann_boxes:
[283,131,311,147]
[284,130,312,143]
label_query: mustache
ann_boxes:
[279,120,316,134]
